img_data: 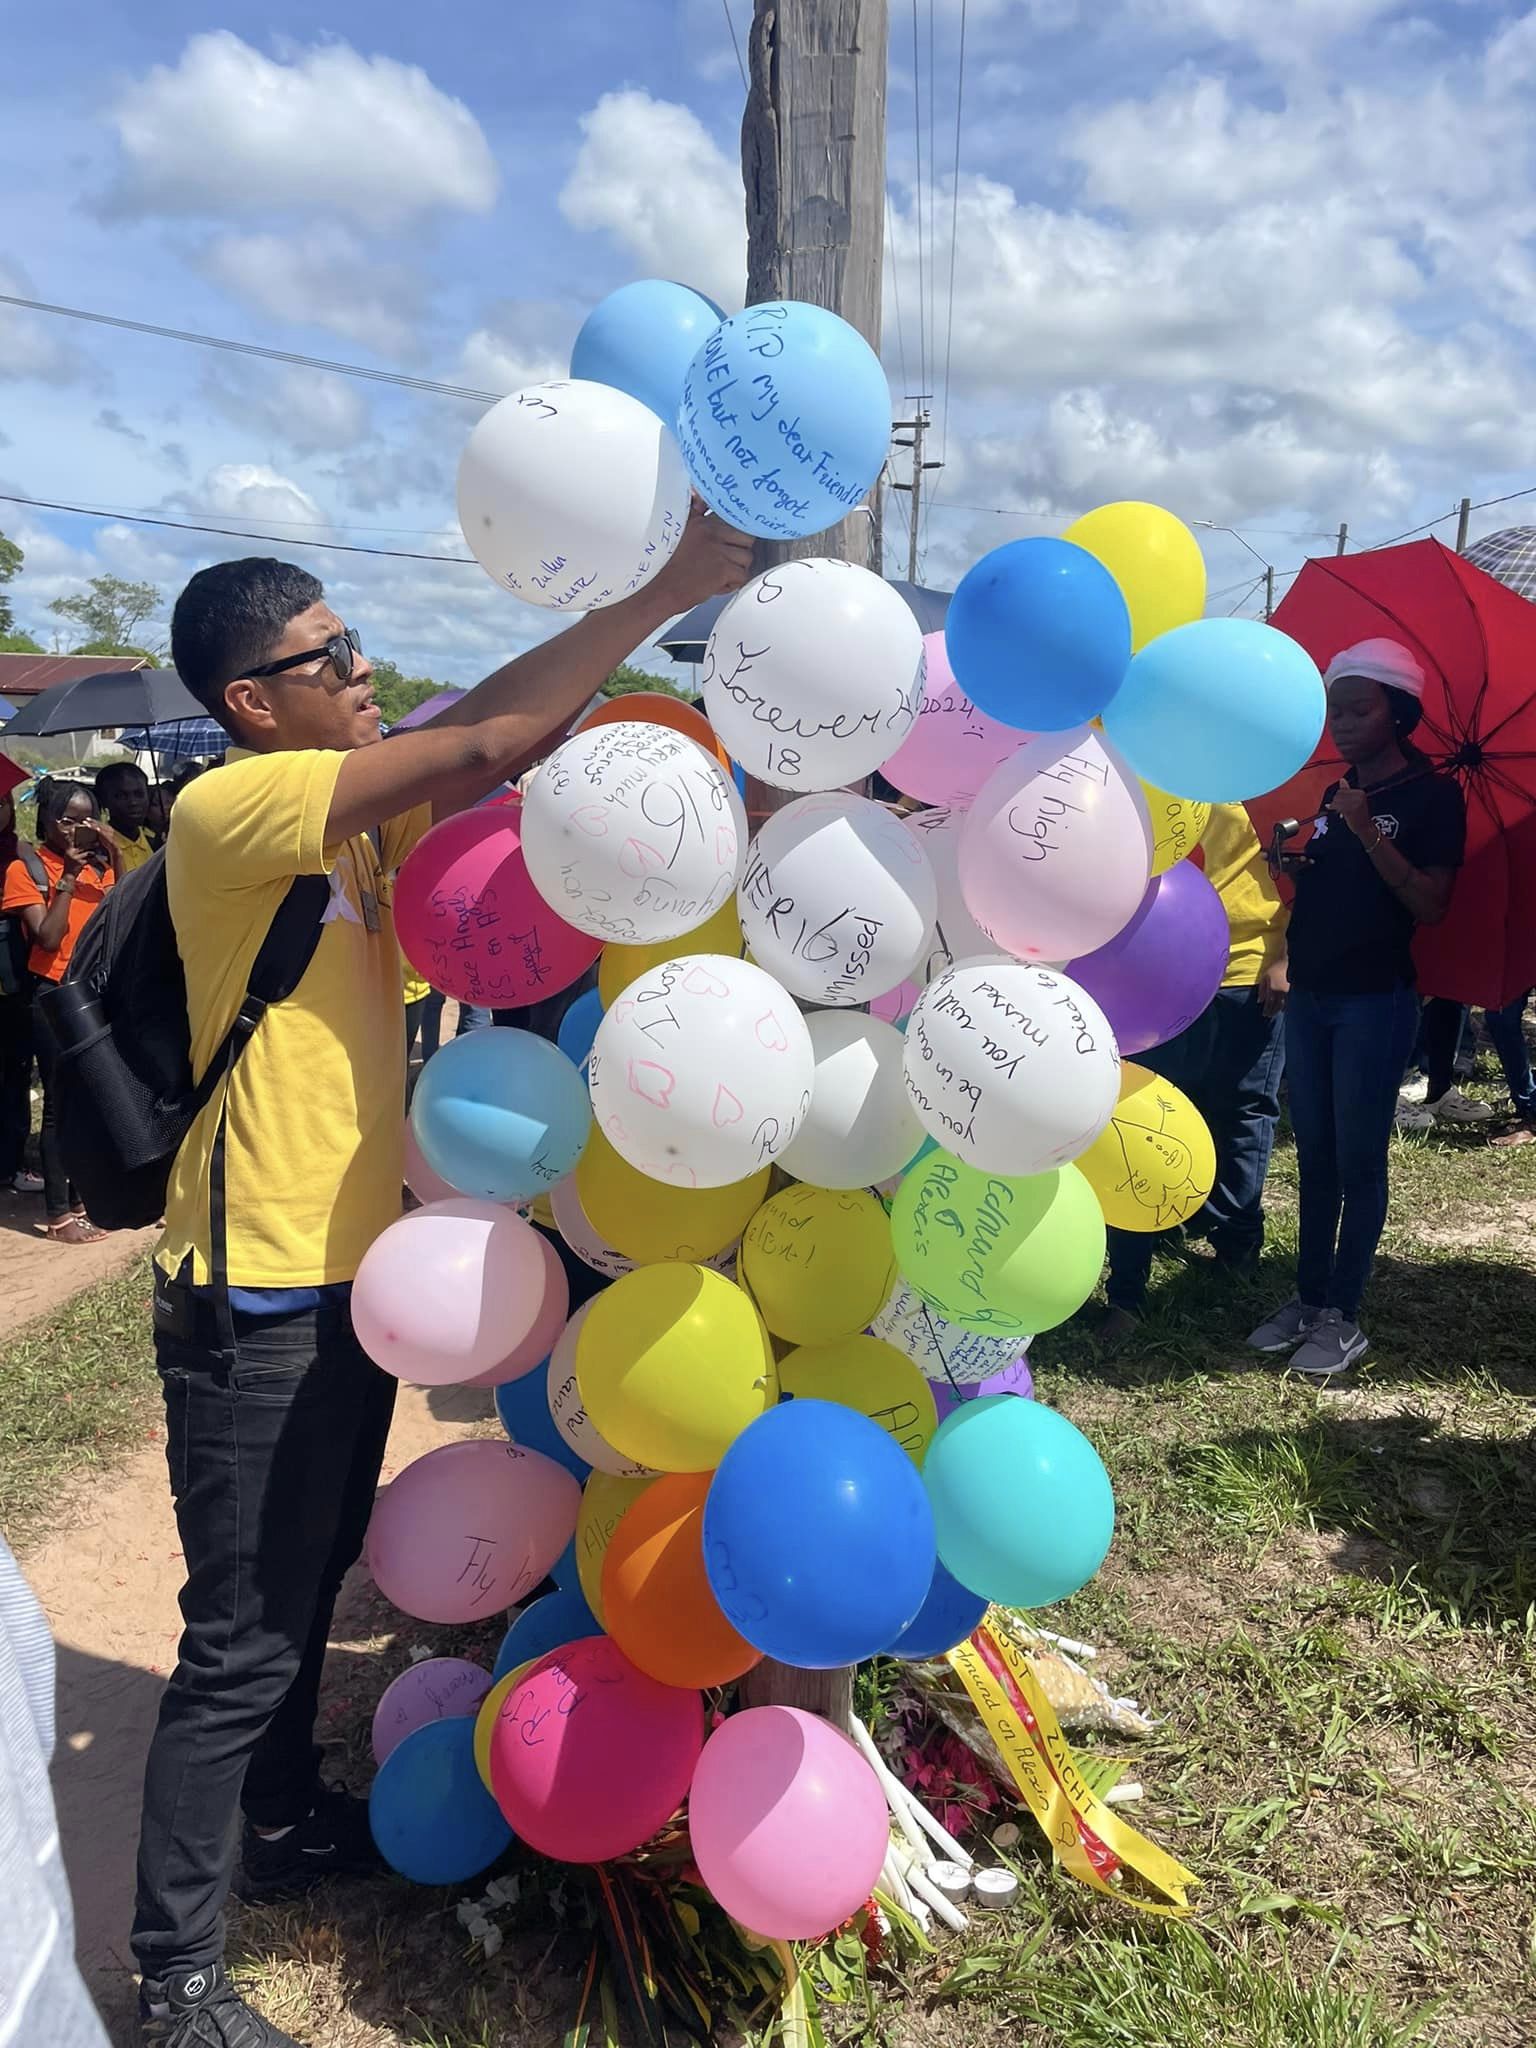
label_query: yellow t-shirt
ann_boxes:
[1200,803,1288,987]
[402,955,432,1006]
[157,748,431,1287]
[113,831,156,874]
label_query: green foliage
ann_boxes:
[71,638,160,666]
[601,663,693,701]
[0,629,43,653]
[369,657,447,726]
[49,574,162,654]
[0,529,20,634]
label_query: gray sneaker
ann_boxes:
[1246,1298,1322,1353]
[1286,1308,1368,1378]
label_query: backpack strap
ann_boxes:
[18,843,48,894]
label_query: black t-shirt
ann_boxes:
[1286,763,1465,995]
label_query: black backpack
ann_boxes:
[1,843,49,998]
[36,848,329,1232]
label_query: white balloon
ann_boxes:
[547,1303,657,1476]
[901,805,1008,986]
[902,961,1120,1176]
[872,1278,1026,1386]
[588,952,815,1188]
[550,1175,739,1278]
[702,559,924,791]
[457,379,689,612]
[521,722,747,944]
[737,793,937,1006]
[779,1012,926,1190]
[958,726,1153,964]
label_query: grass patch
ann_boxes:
[0,1253,159,1548]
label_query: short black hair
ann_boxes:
[95,761,148,805]
[36,778,98,838]
[170,558,325,732]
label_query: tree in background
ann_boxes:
[0,631,43,654]
[49,575,164,658]
[369,659,444,726]
[0,531,21,634]
[600,662,694,700]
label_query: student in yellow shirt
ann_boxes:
[132,513,752,2048]
[94,761,160,872]
[1097,804,1289,1345]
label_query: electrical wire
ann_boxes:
[910,0,927,402]
[0,491,479,565]
[721,0,748,89]
[885,200,910,399]
[937,0,966,472]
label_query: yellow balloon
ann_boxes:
[473,1664,534,1794]
[739,1184,897,1346]
[576,1125,770,1265]
[598,898,745,1008]
[576,1469,657,1623]
[577,1265,778,1471]
[1142,781,1212,877]
[779,1335,938,1465]
[1063,502,1207,652]
[1076,1062,1216,1233]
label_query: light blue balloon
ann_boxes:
[410,1027,591,1203]
[556,986,604,1068]
[677,301,890,540]
[493,1587,599,1680]
[945,538,1131,731]
[1101,616,1326,803]
[368,1719,512,1885]
[571,279,725,425]
[495,1362,591,1482]
[923,1395,1114,1608]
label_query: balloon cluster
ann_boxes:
[362,278,1328,1936]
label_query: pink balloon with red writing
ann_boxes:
[368,1440,580,1624]
[880,633,1030,807]
[371,1657,492,1766]
[395,802,600,1009]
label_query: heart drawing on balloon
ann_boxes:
[712,1084,745,1129]
[570,805,610,837]
[620,838,666,878]
[661,1161,700,1187]
[755,1011,790,1053]
[605,1113,633,1145]
[715,824,736,867]
[682,965,731,998]
[628,1059,676,1108]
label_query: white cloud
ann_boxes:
[200,363,373,457]
[0,260,92,385]
[559,90,746,311]
[101,31,498,229]
[455,304,569,396]
[1129,0,1406,62]
[184,463,328,531]
[201,225,424,356]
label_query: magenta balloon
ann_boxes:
[928,1353,1033,1425]
[1067,861,1228,1055]
[461,1235,570,1387]
[368,1440,581,1623]
[371,1657,492,1766]
[395,802,602,1009]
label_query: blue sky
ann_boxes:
[3,0,1534,680]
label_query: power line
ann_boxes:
[885,199,910,398]
[909,0,928,405]
[936,0,966,473]
[720,0,748,89]
[0,293,500,405]
[0,491,479,566]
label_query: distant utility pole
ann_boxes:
[1336,522,1349,556]
[891,403,942,583]
[1456,497,1471,553]
[1264,564,1276,621]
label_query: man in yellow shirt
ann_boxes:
[1098,803,1289,1344]
[94,761,159,872]
[132,515,751,2048]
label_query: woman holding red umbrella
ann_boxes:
[1248,639,1464,1376]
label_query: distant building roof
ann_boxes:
[0,653,150,700]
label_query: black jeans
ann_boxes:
[0,985,32,1182]
[31,981,71,1217]
[132,1278,397,1978]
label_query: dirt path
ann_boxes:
[0,1197,160,1325]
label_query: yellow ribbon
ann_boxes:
[946,1622,1197,1917]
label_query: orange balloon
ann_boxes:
[580,691,732,771]
[601,1471,762,1689]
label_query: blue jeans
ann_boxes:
[406,990,490,1061]
[1107,986,1287,1312]
[1421,993,1535,1121]
[1286,985,1420,1321]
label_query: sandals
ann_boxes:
[39,1214,108,1246]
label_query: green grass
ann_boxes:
[0,1253,159,1547]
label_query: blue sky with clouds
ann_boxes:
[3,0,1535,680]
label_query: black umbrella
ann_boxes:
[1,667,205,738]
[655,578,953,665]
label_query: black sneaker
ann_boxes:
[139,1962,301,2045]
[238,1783,384,1900]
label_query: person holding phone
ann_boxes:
[1248,639,1463,1375]
[0,780,124,1242]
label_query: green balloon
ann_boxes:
[890,1150,1105,1337]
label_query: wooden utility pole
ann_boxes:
[1335,522,1348,556]
[737,0,890,1732]
[1456,497,1471,553]
[891,405,941,582]
[1264,564,1275,621]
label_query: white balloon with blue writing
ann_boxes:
[779,1011,926,1190]
[521,722,747,945]
[456,379,689,612]
[588,952,815,1188]
[702,559,924,790]
[872,1278,1026,1387]
[737,793,937,1007]
[902,961,1120,1176]
[547,1302,657,1476]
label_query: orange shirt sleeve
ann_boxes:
[1,858,44,913]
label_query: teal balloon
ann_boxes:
[1102,616,1326,803]
[368,1719,512,1885]
[923,1396,1113,1607]
[410,1027,590,1203]
[571,280,725,424]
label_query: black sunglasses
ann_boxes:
[245,626,362,683]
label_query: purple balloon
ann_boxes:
[1067,861,1227,1055]
[927,1354,1033,1425]
[370,1657,493,1767]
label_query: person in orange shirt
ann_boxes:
[0,780,124,1241]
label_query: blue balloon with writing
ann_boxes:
[677,301,891,541]
[571,279,725,426]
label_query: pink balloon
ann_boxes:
[353,1199,552,1385]
[404,1115,464,1204]
[880,633,1029,807]
[462,1234,570,1386]
[369,1440,580,1624]
[395,802,601,1009]
[371,1657,492,1766]
[488,1635,703,1862]
[871,978,920,1025]
[688,1706,889,1939]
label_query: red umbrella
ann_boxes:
[1249,539,1536,1009]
